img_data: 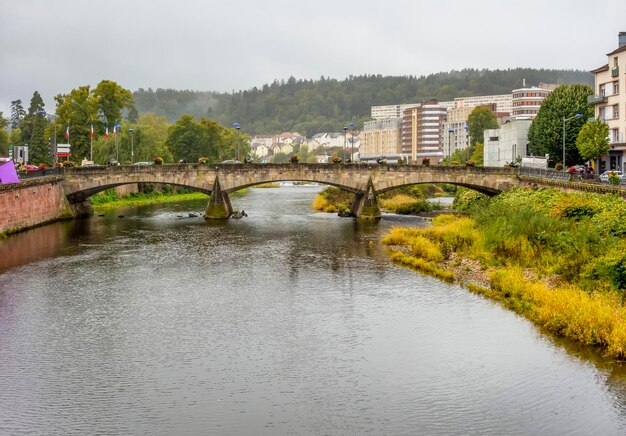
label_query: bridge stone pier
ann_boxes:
[61,164,524,219]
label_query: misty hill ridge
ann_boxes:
[133,68,593,136]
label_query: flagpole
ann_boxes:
[90,121,94,162]
[65,123,70,163]
[115,124,119,162]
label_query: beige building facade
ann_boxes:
[361,118,403,161]
[590,32,626,171]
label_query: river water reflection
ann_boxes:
[1,185,625,435]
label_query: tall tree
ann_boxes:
[576,119,609,170]
[19,92,47,164]
[0,112,9,156]
[466,106,498,146]
[93,80,135,128]
[166,115,206,162]
[55,86,97,162]
[527,84,593,166]
[10,100,26,129]
[53,81,135,163]
[134,113,173,162]
[166,115,244,163]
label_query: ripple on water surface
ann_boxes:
[1,186,625,435]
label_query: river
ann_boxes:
[1,184,625,435]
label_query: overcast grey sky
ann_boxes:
[1,0,625,116]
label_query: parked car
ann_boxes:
[599,170,625,183]
[221,159,242,164]
[132,161,152,166]
[21,164,39,172]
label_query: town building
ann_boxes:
[589,32,626,172]
[483,120,532,167]
[249,132,305,162]
[308,132,346,149]
[361,118,403,162]
[401,100,447,164]
[442,106,472,158]
[454,94,513,114]
[511,84,552,120]
[371,103,421,120]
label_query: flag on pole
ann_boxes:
[65,124,70,140]
[90,122,94,139]
[105,124,109,139]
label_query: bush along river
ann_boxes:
[0,184,625,435]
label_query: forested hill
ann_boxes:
[133,68,593,136]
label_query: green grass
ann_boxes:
[91,189,209,209]
[382,187,626,359]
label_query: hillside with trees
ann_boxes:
[134,68,593,136]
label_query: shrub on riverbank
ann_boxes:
[383,187,626,359]
[311,187,355,212]
[312,184,452,215]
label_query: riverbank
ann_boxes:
[91,191,209,209]
[382,188,626,360]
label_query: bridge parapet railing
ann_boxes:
[519,167,572,181]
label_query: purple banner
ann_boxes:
[0,161,20,184]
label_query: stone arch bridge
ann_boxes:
[60,163,529,219]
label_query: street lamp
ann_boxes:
[349,123,356,163]
[233,123,241,161]
[342,126,348,154]
[447,129,455,159]
[36,109,56,166]
[562,113,582,170]
[128,128,134,164]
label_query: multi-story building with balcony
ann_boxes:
[590,32,626,171]
[401,100,447,164]
[361,118,403,161]
[442,106,472,159]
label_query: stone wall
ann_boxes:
[0,177,74,236]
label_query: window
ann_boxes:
[615,81,620,95]
[600,84,606,96]
[614,104,619,119]
[599,107,606,120]
[615,57,619,67]
[612,129,619,143]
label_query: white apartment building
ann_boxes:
[308,132,346,149]
[511,85,552,120]
[590,32,626,172]
[371,103,421,120]
[454,94,513,114]
[442,106,472,158]
[483,120,532,167]
[250,135,274,158]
